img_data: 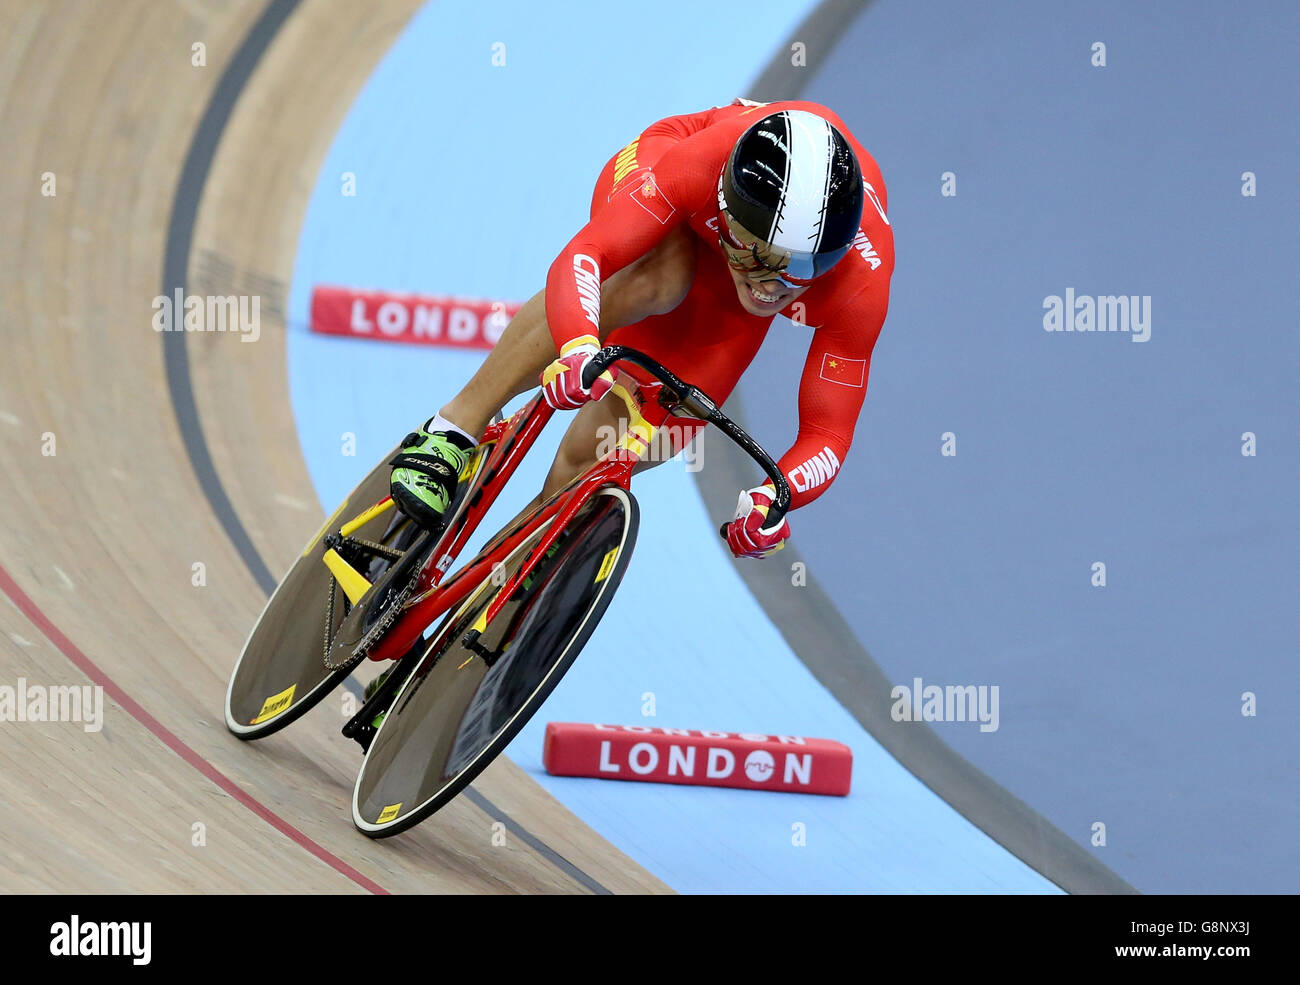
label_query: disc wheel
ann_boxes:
[352,486,638,837]
[224,451,414,739]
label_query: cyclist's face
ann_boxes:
[718,212,811,316]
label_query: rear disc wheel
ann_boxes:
[224,453,406,739]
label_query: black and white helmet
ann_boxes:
[720,109,864,283]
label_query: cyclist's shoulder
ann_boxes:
[649,98,780,150]
[640,106,740,204]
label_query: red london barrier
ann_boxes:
[309,285,521,350]
[543,723,852,796]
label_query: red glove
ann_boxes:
[541,338,614,410]
[724,484,791,559]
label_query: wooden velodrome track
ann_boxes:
[0,0,666,894]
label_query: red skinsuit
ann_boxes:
[545,99,895,510]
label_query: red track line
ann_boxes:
[0,561,389,895]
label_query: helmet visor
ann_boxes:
[718,209,848,288]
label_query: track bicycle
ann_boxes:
[224,346,790,837]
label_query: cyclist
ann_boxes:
[389,98,894,560]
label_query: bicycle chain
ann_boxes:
[345,536,405,564]
[321,578,360,672]
[320,535,424,670]
[320,533,397,672]
[318,480,473,671]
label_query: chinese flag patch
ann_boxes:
[624,171,677,224]
[819,353,866,388]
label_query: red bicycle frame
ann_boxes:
[361,373,672,663]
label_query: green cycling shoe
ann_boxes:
[388,421,476,532]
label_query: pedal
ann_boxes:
[347,718,378,753]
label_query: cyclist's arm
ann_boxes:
[775,282,889,510]
[544,141,710,355]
